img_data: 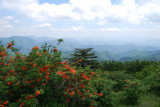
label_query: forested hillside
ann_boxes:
[1,36,160,61]
[1,40,160,107]
[1,0,160,106]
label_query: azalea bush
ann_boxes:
[91,74,117,107]
[0,40,105,107]
[118,80,142,105]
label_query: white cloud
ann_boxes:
[30,24,84,32]
[60,25,84,31]
[4,16,14,20]
[0,18,9,25]
[39,23,52,27]
[100,28,122,31]
[138,0,160,23]
[0,24,13,30]
[0,0,160,24]
[69,0,111,20]
[14,19,22,23]
[71,25,84,31]
[3,25,13,29]
[99,27,134,31]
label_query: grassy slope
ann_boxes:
[118,94,160,107]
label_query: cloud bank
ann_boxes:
[1,0,160,24]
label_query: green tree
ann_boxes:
[69,48,100,69]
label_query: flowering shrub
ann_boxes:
[118,80,141,105]
[0,41,104,107]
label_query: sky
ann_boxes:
[0,0,160,43]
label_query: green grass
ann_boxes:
[138,94,160,107]
[118,93,160,107]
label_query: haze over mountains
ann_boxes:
[1,36,160,61]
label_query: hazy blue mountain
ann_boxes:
[95,51,119,61]
[1,36,160,61]
[29,36,57,42]
[0,36,41,54]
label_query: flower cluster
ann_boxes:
[0,41,104,107]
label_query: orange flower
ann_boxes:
[70,93,73,96]
[64,60,68,64]
[45,76,50,80]
[54,48,58,52]
[66,100,69,103]
[0,105,4,107]
[66,88,69,92]
[84,75,90,80]
[46,72,49,76]
[7,43,12,48]
[36,79,41,82]
[91,72,95,75]
[94,92,97,95]
[87,90,90,93]
[26,95,35,100]
[89,94,92,97]
[92,101,95,104]
[36,52,42,56]
[62,73,67,79]
[4,63,8,65]
[70,68,76,75]
[126,80,129,82]
[80,84,85,88]
[25,81,30,84]
[20,102,25,107]
[70,91,75,96]
[32,46,39,50]
[78,91,83,96]
[36,91,40,96]
[3,101,8,105]
[30,95,35,98]
[82,95,86,98]
[98,93,104,96]
[26,96,30,100]
[57,71,61,75]
[8,82,12,85]
[123,86,129,89]
[44,51,47,54]
[42,83,46,85]
[22,66,27,70]
[77,60,82,62]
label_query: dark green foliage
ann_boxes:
[120,81,141,105]
[106,71,133,91]
[102,59,155,73]
[102,60,124,71]
[68,48,100,69]
[138,64,160,96]
[2,38,160,106]
[91,71,117,107]
[124,60,154,74]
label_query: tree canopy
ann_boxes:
[68,48,100,69]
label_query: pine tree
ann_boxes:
[68,48,100,69]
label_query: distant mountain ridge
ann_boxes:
[1,36,160,61]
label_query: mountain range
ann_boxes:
[1,36,160,61]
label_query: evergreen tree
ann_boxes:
[68,48,100,69]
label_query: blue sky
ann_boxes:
[39,0,70,4]
[0,0,160,44]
